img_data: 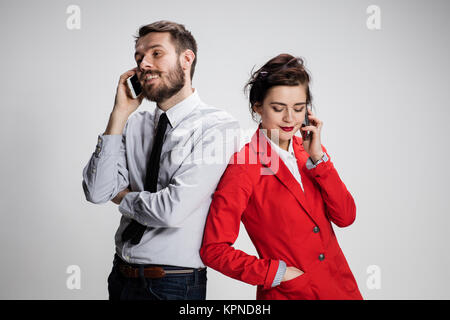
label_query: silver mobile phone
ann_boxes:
[126,74,143,99]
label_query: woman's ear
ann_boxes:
[252,102,263,116]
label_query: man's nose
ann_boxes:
[139,55,154,71]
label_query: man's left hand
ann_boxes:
[112,188,131,205]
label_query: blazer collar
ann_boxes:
[249,126,316,222]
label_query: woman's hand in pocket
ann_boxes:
[282,266,304,282]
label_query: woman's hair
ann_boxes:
[244,53,313,122]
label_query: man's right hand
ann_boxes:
[282,266,305,282]
[104,68,144,135]
[113,68,144,116]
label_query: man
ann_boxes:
[82,20,240,300]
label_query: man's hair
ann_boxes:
[134,21,198,80]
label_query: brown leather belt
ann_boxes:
[118,264,204,279]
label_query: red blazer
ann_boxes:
[200,128,363,300]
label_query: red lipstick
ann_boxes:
[280,126,294,132]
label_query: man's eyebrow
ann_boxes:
[270,102,307,106]
[134,44,164,57]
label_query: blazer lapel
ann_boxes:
[292,136,319,208]
[249,128,316,224]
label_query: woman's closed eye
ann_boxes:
[272,107,304,112]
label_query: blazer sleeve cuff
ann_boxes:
[263,259,280,290]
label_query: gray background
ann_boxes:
[0,0,449,299]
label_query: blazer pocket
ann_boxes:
[279,272,310,290]
[278,272,316,300]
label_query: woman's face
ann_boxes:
[253,85,308,150]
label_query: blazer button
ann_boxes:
[313,226,320,233]
[318,253,325,261]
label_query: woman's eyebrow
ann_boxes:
[269,102,306,106]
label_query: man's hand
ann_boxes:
[104,68,144,136]
[112,68,144,116]
[112,188,131,205]
[282,266,305,282]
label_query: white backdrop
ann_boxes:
[1,0,449,299]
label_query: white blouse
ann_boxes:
[261,131,304,192]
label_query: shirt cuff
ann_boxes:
[306,152,329,170]
[118,191,138,218]
[271,260,287,287]
[94,134,123,157]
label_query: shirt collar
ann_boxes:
[154,89,201,129]
[261,129,295,158]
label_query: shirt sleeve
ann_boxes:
[82,122,130,204]
[118,120,241,228]
[306,145,356,228]
[272,260,287,287]
[199,158,280,290]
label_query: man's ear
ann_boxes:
[180,49,195,71]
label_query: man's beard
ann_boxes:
[142,60,185,103]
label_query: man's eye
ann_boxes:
[154,51,161,57]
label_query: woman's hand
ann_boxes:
[300,107,324,162]
[282,266,305,282]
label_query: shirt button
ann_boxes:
[318,253,325,261]
[313,226,320,233]
[92,168,96,173]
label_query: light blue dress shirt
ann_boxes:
[82,89,240,268]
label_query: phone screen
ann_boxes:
[128,74,142,98]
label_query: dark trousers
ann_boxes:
[107,254,207,300]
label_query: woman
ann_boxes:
[200,53,363,300]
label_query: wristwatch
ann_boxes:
[313,152,328,165]
[306,152,329,169]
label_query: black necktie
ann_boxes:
[121,112,169,245]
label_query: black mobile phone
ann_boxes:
[126,73,143,99]
[302,105,311,140]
